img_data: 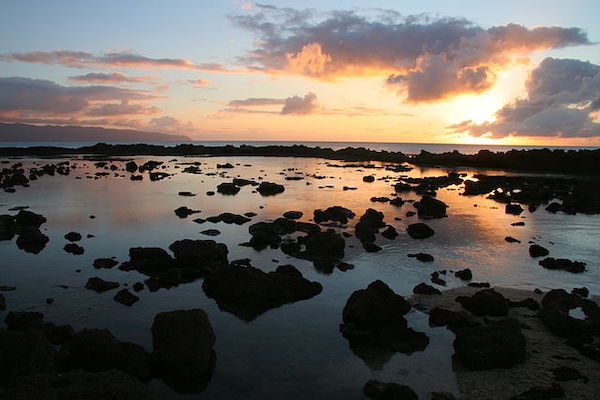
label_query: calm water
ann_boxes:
[1,140,598,155]
[1,155,599,399]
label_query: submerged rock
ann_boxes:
[85,277,120,293]
[529,244,549,258]
[363,379,418,400]
[93,258,119,269]
[174,206,201,218]
[408,253,434,262]
[114,289,140,307]
[202,264,322,320]
[151,309,216,379]
[539,257,586,273]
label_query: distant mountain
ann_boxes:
[0,122,190,142]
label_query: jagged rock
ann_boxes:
[206,212,250,225]
[381,226,398,240]
[232,178,257,186]
[363,176,375,182]
[85,277,119,293]
[572,287,589,298]
[313,206,355,224]
[455,269,473,281]
[305,230,345,262]
[60,328,151,380]
[168,239,229,275]
[125,161,138,172]
[174,206,200,218]
[114,289,140,307]
[216,182,240,195]
[93,258,119,269]
[16,229,49,254]
[539,257,585,273]
[256,182,285,196]
[64,243,85,255]
[64,231,82,242]
[355,208,385,243]
[283,211,303,219]
[340,280,428,354]
[529,244,549,258]
[151,309,216,378]
[406,223,435,239]
[456,289,510,316]
[413,283,441,295]
[414,195,448,218]
[202,264,322,320]
[363,379,418,400]
[15,210,46,228]
[389,197,405,207]
[453,318,526,370]
[362,242,382,252]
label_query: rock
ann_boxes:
[468,282,490,288]
[283,211,303,219]
[408,253,434,262]
[85,277,120,293]
[455,268,473,281]
[206,212,250,225]
[42,322,74,345]
[169,239,229,274]
[0,294,4,311]
[200,229,221,236]
[413,283,441,295]
[363,379,418,400]
[2,369,155,399]
[114,289,140,307]
[545,202,563,213]
[340,280,428,354]
[537,289,599,340]
[0,329,58,381]
[428,307,474,330]
[256,182,285,196]
[151,309,216,378]
[572,287,589,297]
[510,382,565,399]
[456,289,509,316]
[363,175,375,182]
[178,191,196,197]
[431,392,458,400]
[232,178,257,186]
[60,328,151,380]
[64,231,82,242]
[370,197,390,203]
[381,226,398,240]
[93,258,119,269]
[362,242,382,252]
[453,318,526,370]
[552,366,589,383]
[505,203,524,215]
[512,221,526,226]
[414,195,448,218]
[4,311,44,330]
[15,229,49,254]
[15,210,46,228]
[355,208,385,243]
[305,231,345,262]
[529,244,549,258]
[313,206,355,224]
[216,182,240,195]
[505,236,521,243]
[202,264,322,320]
[133,282,144,292]
[406,223,435,239]
[539,257,586,273]
[406,211,416,217]
[217,162,234,169]
[64,243,85,255]
[389,197,405,207]
[174,206,200,218]
[125,161,138,172]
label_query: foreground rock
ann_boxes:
[340,280,428,357]
[414,195,448,218]
[363,379,418,400]
[256,181,285,196]
[0,329,58,382]
[202,264,322,320]
[539,257,586,273]
[456,289,510,317]
[152,309,216,380]
[59,328,151,381]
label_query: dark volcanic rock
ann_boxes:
[456,289,509,316]
[93,258,119,269]
[206,212,250,225]
[529,244,549,258]
[362,242,382,253]
[305,230,345,262]
[355,208,385,243]
[2,369,155,400]
[125,161,138,173]
[178,191,196,197]
[4,311,44,330]
[453,317,526,370]
[202,264,322,320]
[16,229,49,254]
[505,236,521,243]
[406,223,435,239]
[151,309,216,379]
[200,229,221,236]
[0,294,4,311]
[381,226,398,240]
[85,277,120,293]
[64,231,82,242]
[114,289,140,307]
[510,383,565,400]
[313,206,355,224]
[362,175,375,182]
[408,253,434,262]
[283,211,303,219]
[174,206,201,218]
[216,182,240,195]
[413,282,441,295]
[0,329,58,381]
[505,203,524,215]
[256,181,285,196]
[60,328,151,380]
[340,280,428,355]
[414,195,448,218]
[168,239,229,275]
[454,269,473,281]
[539,257,586,273]
[363,379,418,400]
[64,243,85,255]
[15,209,47,228]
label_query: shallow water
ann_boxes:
[1,155,599,399]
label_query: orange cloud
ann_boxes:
[69,72,160,85]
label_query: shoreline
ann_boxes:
[0,143,599,174]
[411,286,600,400]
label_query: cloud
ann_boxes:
[147,116,195,134]
[231,6,590,102]
[0,50,241,73]
[450,58,600,138]
[0,76,164,128]
[187,78,213,88]
[281,92,319,115]
[69,72,160,84]
[228,97,285,107]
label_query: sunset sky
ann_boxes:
[1,0,599,145]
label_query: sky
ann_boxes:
[1,0,599,145]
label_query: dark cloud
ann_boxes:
[231,6,590,102]
[147,116,195,134]
[228,97,285,107]
[451,58,600,138]
[281,92,319,115]
[0,50,238,73]
[69,72,159,84]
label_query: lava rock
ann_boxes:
[381,226,398,240]
[206,212,250,225]
[362,176,375,183]
[529,244,549,258]
[114,289,140,307]
[174,206,201,218]
[456,289,509,316]
[0,329,58,381]
[455,268,473,281]
[363,379,418,400]
[64,231,82,242]
[256,182,285,196]
[85,277,119,293]
[313,206,355,224]
[413,283,441,295]
[539,257,586,273]
[505,203,524,215]
[216,182,240,195]
[93,258,119,269]
[283,211,303,220]
[414,195,448,218]
[64,243,85,255]
[408,253,434,262]
[406,223,435,239]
